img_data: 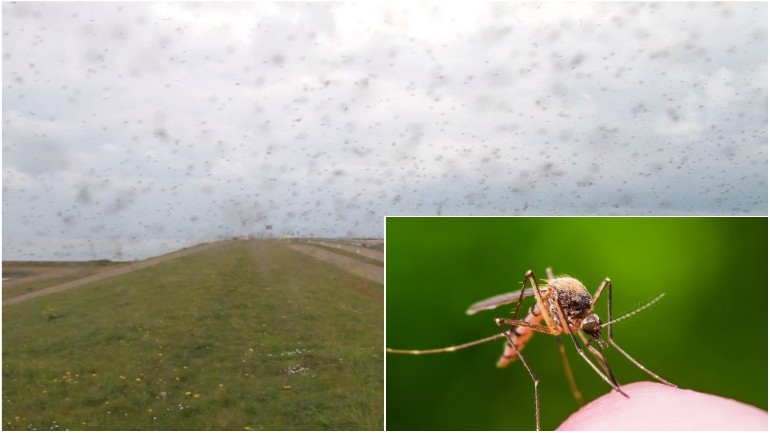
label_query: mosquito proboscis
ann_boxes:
[387,268,677,430]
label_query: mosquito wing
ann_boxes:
[466,288,536,315]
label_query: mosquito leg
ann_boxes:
[513,270,540,320]
[610,341,677,386]
[579,335,623,391]
[495,269,568,430]
[495,320,541,431]
[386,333,506,355]
[524,270,559,331]
[552,296,628,397]
[590,277,611,308]
[499,270,552,360]
[578,333,611,378]
[566,327,627,396]
[555,335,585,406]
[600,279,678,387]
[585,340,621,388]
[495,318,560,335]
[389,270,540,356]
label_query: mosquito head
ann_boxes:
[581,314,603,340]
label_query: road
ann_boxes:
[3,239,383,306]
[286,241,383,284]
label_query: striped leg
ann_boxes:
[597,278,677,387]
[495,318,560,431]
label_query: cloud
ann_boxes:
[2,2,767,259]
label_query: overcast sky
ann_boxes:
[3,2,767,260]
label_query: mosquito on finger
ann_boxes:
[387,268,677,430]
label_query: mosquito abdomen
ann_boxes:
[497,303,544,368]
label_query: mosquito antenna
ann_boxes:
[387,333,506,355]
[601,293,666,328]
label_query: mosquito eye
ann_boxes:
[582,316,601,334]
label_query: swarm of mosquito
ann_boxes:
[387,268,677,431]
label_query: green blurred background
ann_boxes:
[386,217,767,430]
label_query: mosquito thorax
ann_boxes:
[547,277,593,329]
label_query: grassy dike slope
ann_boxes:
[3,240,383,430]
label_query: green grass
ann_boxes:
[3,261,128,300]
[3,240,383,430]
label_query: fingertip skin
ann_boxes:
[558,381,768,431]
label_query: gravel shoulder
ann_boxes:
[306,239,384,262]
[286,242,383,285]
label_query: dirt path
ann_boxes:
[306,240,384,262]
[3,263,118,291]
[286,242,383,285]
[3,242,224,306]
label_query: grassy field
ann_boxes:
[2,240,383,430]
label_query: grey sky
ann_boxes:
[3,2,767,260]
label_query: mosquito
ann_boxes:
[387,268,677,430]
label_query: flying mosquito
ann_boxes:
[387,268,677,430]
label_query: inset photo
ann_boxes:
[385,217,767,430]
